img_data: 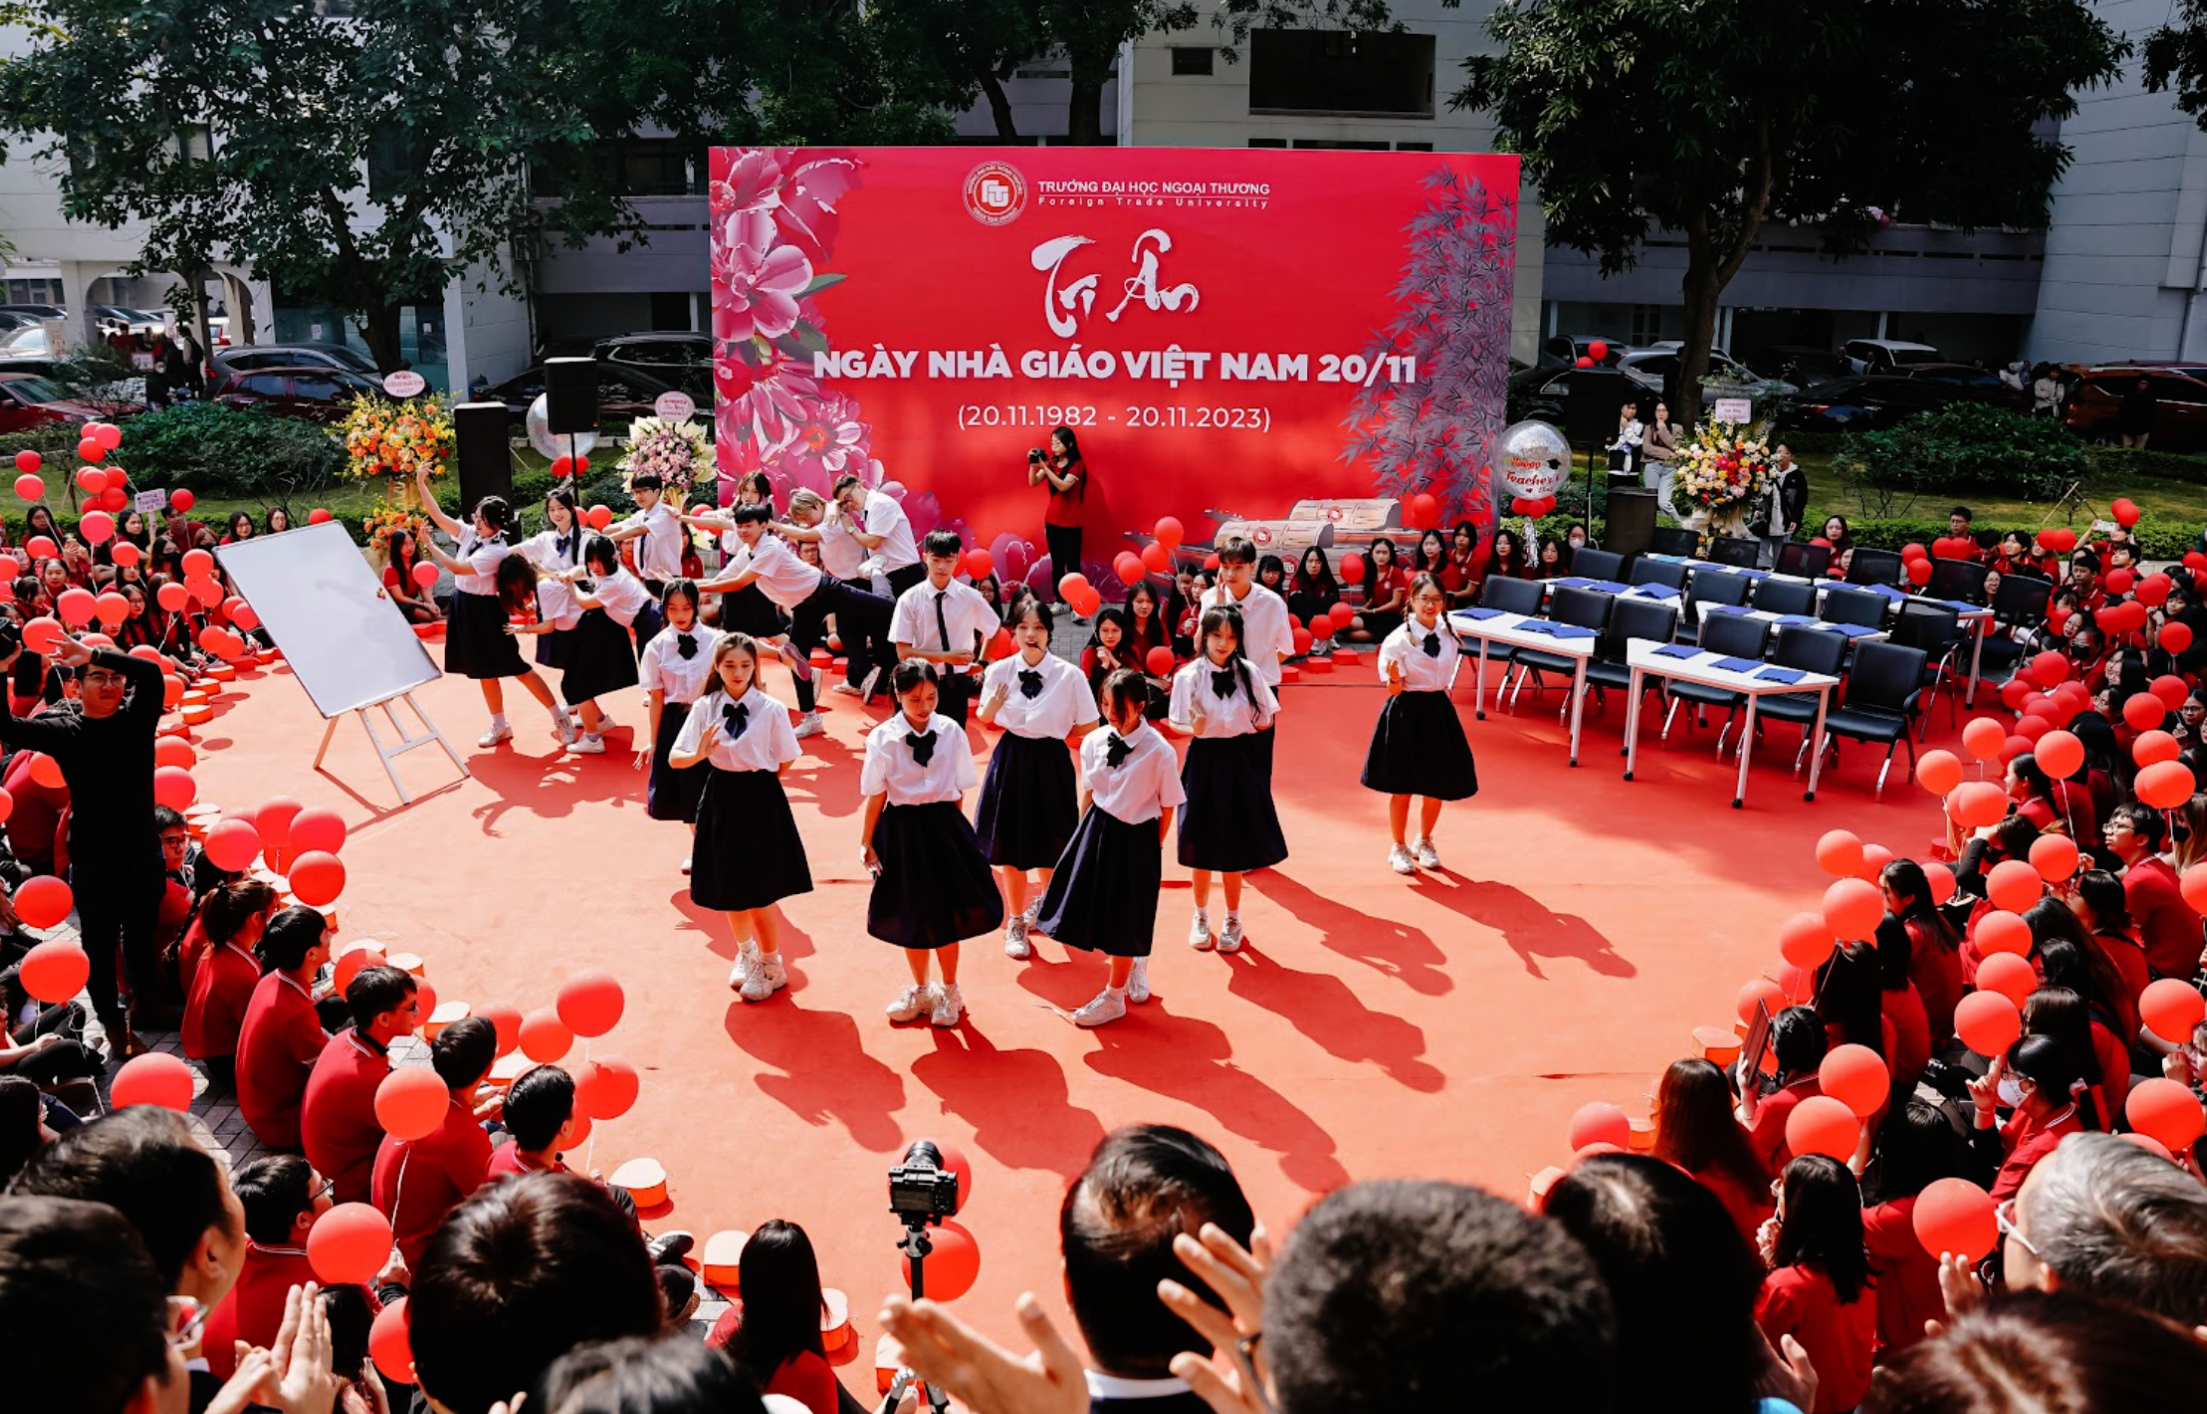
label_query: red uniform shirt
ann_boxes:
[235,972,326,1150]
[1907,919,1965,1041]
[201,1242,313,1380]
[301,1028,391,1206]
[1882,983,1933,1095]
[1862,1197,1940,1360]
[183,937,259,1062]
[1748,1076,1823,1174]
[2123,857,2201,978]
[2094,930,2151,1040]
[1041,458,1086,528]
[372,1095,492,1268]
[486,1144,567,1181]
[1990,1103,2085,1203]
[1757,1264,1876,1413]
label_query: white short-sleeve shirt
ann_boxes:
[859,712,977,805]
[516,529,585,627]
[730,534,824,611]
[620,502,686,582]
[861,490,919,573]
[1378,618,1460,692]
[1082,722,1186,825]
[818,510,867,581]
[983,652,1097,740]
[586,567,652,627]
[1199,581,1295,687]
[1169,657,1278,738]
[640,625,721,703]
[891,578,998,664]
[672,686,800,772]
[453,532,510,596]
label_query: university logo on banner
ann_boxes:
[963,161,1027,226]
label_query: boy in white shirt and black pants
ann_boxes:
[606,473,682,650]
[834,473,923,599]
[889,532,999,726]
[698,503,894,722]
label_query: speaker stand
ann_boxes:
[312,689,469,805]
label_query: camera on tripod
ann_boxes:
[888,1139,961,1226]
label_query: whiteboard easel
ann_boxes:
[312,689,467,805]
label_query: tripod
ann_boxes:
[879,1221,952,1414]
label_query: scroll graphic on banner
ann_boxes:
[708,147,1520,598]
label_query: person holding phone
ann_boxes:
[1029,426,1087,606]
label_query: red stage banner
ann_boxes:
[709,146,1519,594]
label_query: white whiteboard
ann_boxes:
[216,520,442,717]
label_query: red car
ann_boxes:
[213,365,386,423]
[0,371,107,431]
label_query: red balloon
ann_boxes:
[1139,542,1170,575]
[1566,1101,1631,1152]
[586,504,613,531]
[308,1202,394,1285]
[19,940,88,1004]
[24,753,61,791]
[2034,729,2084,780]
[2124,693,2168,730]
[2141,977,2207,1045]
[2028,834,2079,885]
[10,451,37,474]
[1917,749,1963,796]
[1913,1178,1998,1263]
[1974,910,2032,958]
[555,970,626,1038]
[1113,551,1146,586]
[963,548,994,580]
[10,474,39,502]
[202,819,261,873]
[1574,354,1594,368]
[574,1057,641,1120]
[899,1218,979,1301]
[231,603,261,633]
[2106,567,2136,597]
[1986,859,2043,915]
[1955,991,2022,1056]
[2029,651,2070,687]
[331,945,388,996]
[111,1052,193,1110]
[477,1002,523,1057]
[287,807,347,856]
[1145,646,1174,676]
[2137,760,2197,810]
[1410,493,1438,528]
[181,548,214,577]
[2111,496,2142,527]
[2127,1078,2207,1152]
[288,850,347,907]
[1900,542,1928,562]
[1860,843,1893,879]
[100,485,126,512]
[1906,558,1932,587]
[151,766,196,810]
[14,876,71,930]
[2138,573,2174,607]
[930,1138,975,1215]
[1588,339,1609,362]
[984,626,1014,661]
[1961,717,2007,761]
[1822,877,1884,941]
[54,588,94,628]
[518,1007,573,1063]
[1946,780,2008,830]
[81,511,114,547]
[1814,829,1863,879]
[2162,621,2194,656]
[306,507,332,525]
[2136,730,2182,768]
[255,798,303,853]
[169,488,195,512]
[370,1297,414,1385]
[75,440,104,464]
[1737,977,1785,1025]
[24,536,54,561]
[1819,1044,1891,1118]
[2154,674,2192,710]
[1976,952,2037,1007]
[1152,517,1185,549]
[1204,553,1220,572]
[1778,911,1837,970]
[1786,1095,1861,1161]
[1340,553,1366,585]
[1924,862,1958,907]
[374,1068,448,1142]
[155,582,188,613]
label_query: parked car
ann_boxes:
[1776,376,1960,433]
[594,333,711,398]
[1841,338,1943,375]
[212,366,387,423]
[0,372,109,431]
[1888,362,2029,410]
[1765,345,1855,387]
[1538,333,1628,368]
[1614,348,1796,399]
[0,304,66,322]
[479,361,685,429]
[2061,365,2207,450]
[210,342,381,391]
[90,304,163,337]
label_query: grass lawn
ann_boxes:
[1796,452,2207,530]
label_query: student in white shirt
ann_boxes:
[677,473,793,642]
[1169,604,1289,954]
[859,661,1005,1028]
[834,472,923,597]
[669,634,809,1003]
[605,473,686,588]
[891,531,1001,725]
[698,502,890,717]
[975,598,1099,959]
[635,581,719,867]
[514,488,588,677]
[1036,669,1185,1027]
[508,535,644,755]
[409,464,575,749]
[1199,536,1295,772]
[1361,572,1479,876]
[771,487,884,692]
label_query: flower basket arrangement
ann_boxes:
[1672,421,1774,537]
[616,416,712,499]
[342,394,455,492]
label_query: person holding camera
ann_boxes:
[1029,427,1088,605]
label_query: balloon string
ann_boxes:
[387,1143,411,1257]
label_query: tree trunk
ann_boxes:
[1066,71,1106,144]
[1676,243,1721,432]
[357,302,405,373]
[185,275,212,390]
[977,67,1019,139]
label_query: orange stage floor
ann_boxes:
[189,644,1953,1351]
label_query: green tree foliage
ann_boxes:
[1452,0,2129,427]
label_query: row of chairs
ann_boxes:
[1639,528,2007,605]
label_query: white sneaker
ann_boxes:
[1413,837,1441,871]
[1188,910,1214,951]
[571,733,606,755]
[1004,912,1032,960]
[728,940,760,991]
[478,721,514,747]
[553,714,579,747]
[930,983,965,1027]
[1127,957,1151,1005]
[886,982,934,1023]
[1073,988,1127,1027]
[1218,915,1244,954]
[740,953,786,1003]
[1389,843,1417,875]
[860,665,885,702]
[680,853,693,876]
[832,683,864,697]
[792,712,825,739]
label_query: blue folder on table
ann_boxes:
[1864,583,1907,600]
[1774,614,1818,626]
[1631,584,1682,600]
[1756,666,1807,685]
[1456,606,1504,621]
[1651,643,1700,661]
[1544,624,1598,641]
[1708,604,1749,616]
[1711,656,1762,673]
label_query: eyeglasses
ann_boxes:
[165,1295,207,1350]
[311,1174,336,1205]
[82,672,127,687]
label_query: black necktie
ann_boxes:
[1422,632,1442,659]
[676,632,698,660]
[906,730,937,766]
[1018,668,1044,699]
[721,702,749,738]
[1105,734,1133,769]
[1210,667,1237,699]
[934,591,952,651]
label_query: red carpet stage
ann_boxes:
[192,647,1950,1350]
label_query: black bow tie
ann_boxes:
[1210,667,1237,699]
[1105,734,1133,769]
[906,730,937,766]
[721,702,749,738]
[1018,668,1044,699]
[556,532,576,558]
[1422,632,1442,658]
[676,632,698,660]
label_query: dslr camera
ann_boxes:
[887,1138,960,1225]
[1027,447,1045,464]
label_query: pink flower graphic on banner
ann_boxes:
[711,220,812,344]
[715,339,820,455]
[707,148,862,266]
[782,394,871,483]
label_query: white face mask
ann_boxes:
[1997,1075,2026,1108]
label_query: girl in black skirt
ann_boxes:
[411,464,575,749]
[1362,572,1477,876]
[512,535,648,756]
[1169,604,1287,955]
[859,660,1004,1028]
[636,580,718,872]
[974,598,1099,960]
[515,489,588,674]
[1038,669,1184,1027]
[670,633,808,1003]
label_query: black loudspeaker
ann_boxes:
[454,402,513,511]
[543,357,600,434]
[1565,367,1635,445]
[1604,486,1658,558]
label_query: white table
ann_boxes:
[1694,603,1889,643]
[1447,608,1599,766]
[1619,638,1842,809]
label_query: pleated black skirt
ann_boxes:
[445,589,527,680]
[1360,689,1479,800]
[690,767,812,912]
[1177,733,1289,873]
[973,731,1078,869]
[645,702,705,822]
[1035,807,1162,957]
[561,608,639,704]
[867,800,1004,950]
[535,624,576,670]
[718,583,786,638]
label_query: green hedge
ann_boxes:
[117,403,344,499]
[0,425,90,466]
[1840,404,2090,503]
[1818,515,2197,560]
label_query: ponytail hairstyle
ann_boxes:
[1405,571,1446,625]
[493,552,538,614]
[1196,604,1268,729]
[2006,1031,2100,1130]
[2021,986,2107,1128]
[472,494,514,541]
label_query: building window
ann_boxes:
[1629,305,1664,345]
[1395,141,1433,151]
[1171,47,1214,75]
[1290,139,1391,150]
[1249,30,1435,117]
[1248,138,1289,148]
